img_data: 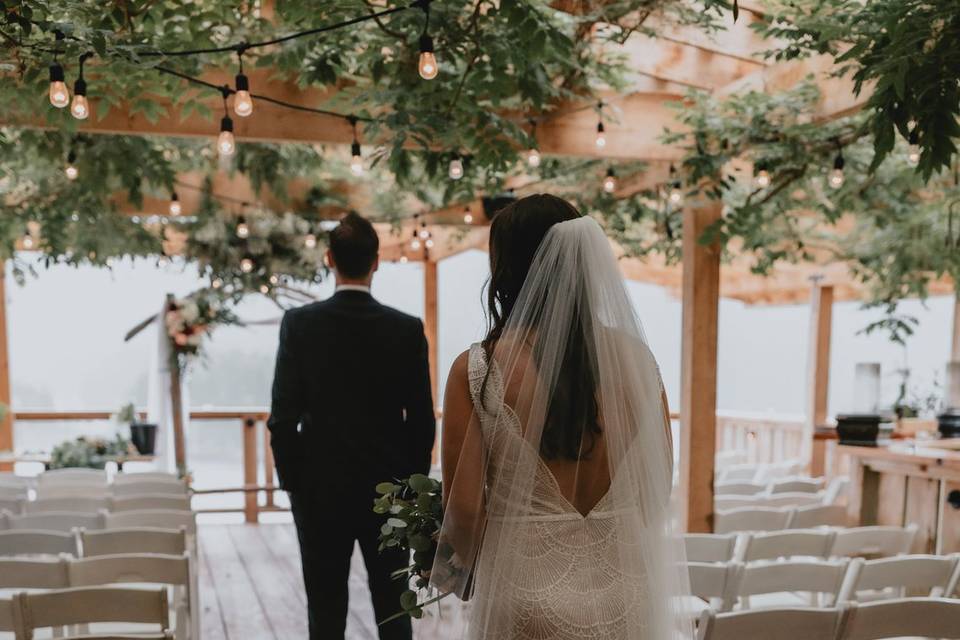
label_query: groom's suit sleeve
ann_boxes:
[405,319,436,475]
[267,310,304,490]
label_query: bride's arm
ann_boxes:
[437,351,486,594]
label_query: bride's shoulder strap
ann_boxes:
[466,342,488,407]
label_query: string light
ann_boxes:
[304,232,318,249]
[259,284,270,294]
[217,89,236,156]
[70,54,90,120]
[65,150,78,180]
[419,221,430,239]
[48,32,69,108]
[526,119,541,167]
[400,255,408,264]
[410,228,422,251]
[233,50,253,117]
[595,103,606,149]
[349,116,363,176]
[211,277,223,289]
[169,192,182,216]
[21,227,34,250]
[602,167,617,193]
[668,164,683,205]
[828,142,845,189]
[236,216,250,239]
[425,237,435,249]
[269,274,280,285]
[753,163,771,189]
[240,256,255,273]
[907,129,920,167]
[449,155,464,180]
[463,206,474,224]
[417,1,438,80]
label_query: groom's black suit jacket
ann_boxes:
[267,289,436,497]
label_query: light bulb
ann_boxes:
[240,257,254,273]
[754,169,771,189]
[259,284,270,294]
[418,35,438,80]
[70,93,89,120]
[602,168,617,193]
[669,185,683,205]
[595,122,606,149]
[411,238,422,250]
[49,63,69,108]
[65,164,78,181]
[463,211,474,224]
[400,255,408,264]
[169,193,182,216]
[22,232,34,250]
[828,168,845,189]
[425,237,435,249]
[350,141,363,176]
[212,278,223,289]
[269,274,280,285]
[527,148,541,168]
[907,145,920,166]
[234,73,253,117]
[236,217,250,239]
[218,116,236,156]
[449,157,464,180]
[304,233,317,249]
[419,225,430,239]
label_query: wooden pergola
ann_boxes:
[1,2,957,532]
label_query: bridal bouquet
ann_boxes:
[164,292,237,364]
[374,474,449,621]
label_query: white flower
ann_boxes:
[186,333,203,347]
[180,301,200,324]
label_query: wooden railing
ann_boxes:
[715,411,809,467]
[13,408,275,523]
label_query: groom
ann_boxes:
[268,212,436,639]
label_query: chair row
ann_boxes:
[0,493,190,515]
[0,551,197,640]
[0,585,176,640]
[717,475,827,496]
[1,480,188,500]
[714,503,851,533]
[687,553,960,615]
[685,525,918,564]
[716,459,806,484]
[0,509,197,536]
[0,469,184,487]
[0,525,190,558]
[697,597,960,640]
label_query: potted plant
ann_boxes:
[115,403,158,456]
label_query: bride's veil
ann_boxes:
[431,212,692,638]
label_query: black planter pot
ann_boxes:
[130,422,158,455]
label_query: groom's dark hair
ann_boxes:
[329,212,379,278]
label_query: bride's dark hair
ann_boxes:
[482,193,602,461]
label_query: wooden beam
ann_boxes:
[423,260,439,409]
[953,292,960,362]
[807,282,834,477]
[679,199,722,533]
[0,261,12,470]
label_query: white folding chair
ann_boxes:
[837,554,960,602]
[35,485,110,500]
[788,504,848,529]
[0,485,27,500]
[823,476,850,505]
[0,472,31,488]
[770,477,825,494]
[732,558,850,610]
[6,511,104,533]
[715,482,767,496]
[716,450,748,469]
[14,586,171,640]
[741,529,837,563]
[688,562,739,615]
[755,460,805,483]
[831,526,917,559]
[111,481,188,498]
[25,496,111,514]
[0,598,15,636]
[80,527,188,557]
[715,493,822,511]
[69,553,197,640]
[0,497,24,515]
[696,606,844,640]
[684,533,738,563]
[717,464,761,484]
[103,510,196,536]
[714,507,793,534]
[38,468,108,485]
[112,472,181,485]
[110,495,191,512]
[838,597,960,639]
[0,530,78,557]
[0,556,69,590]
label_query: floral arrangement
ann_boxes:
[164,291,238,365]
[49,435,132,469]
[374,474,450,622]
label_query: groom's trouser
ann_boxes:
[289,490,413,640]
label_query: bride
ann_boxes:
[432,194,692,639]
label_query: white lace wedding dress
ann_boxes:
[465,343,650,640]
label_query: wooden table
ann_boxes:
[839,439,960,554]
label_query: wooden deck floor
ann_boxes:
[198,523,464,639]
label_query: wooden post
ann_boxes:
[0,261,12,471]
[168,362,187,474]
[263,423,276,508]
[423,260,439,407]
[952,293,960,361]
[243,416,258,523]
[807,282,834,476]
[679,200,722,533]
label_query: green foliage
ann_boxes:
[373,473,446,622]
[754,0,960,179]
[49,434,131,469]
